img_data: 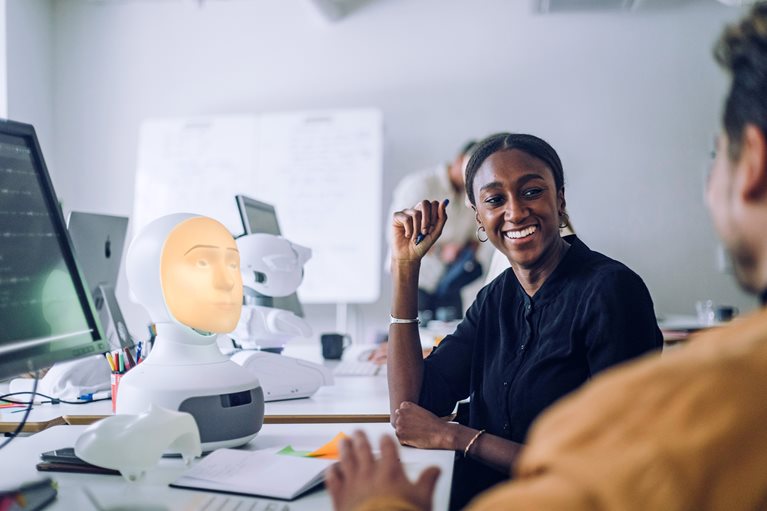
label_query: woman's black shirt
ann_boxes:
[419,235,663,443]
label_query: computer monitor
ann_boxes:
[0,120,107,380]
[235,194,304,318]
[67,211,132,350]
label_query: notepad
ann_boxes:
[170,448,334,501]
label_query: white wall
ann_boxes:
[15,0,755,343]
[0,0,7,118]
[5,0,53,167]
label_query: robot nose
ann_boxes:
[253,271,267,284]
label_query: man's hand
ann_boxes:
[326,431,441,511]
[393,401,457,450]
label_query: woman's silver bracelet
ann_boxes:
[389,315,420,325]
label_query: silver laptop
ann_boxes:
[67,211,131,349]
[67,212,129,294]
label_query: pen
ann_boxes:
[414,199,449,245]
[78,390,111,401]
[124,347,135,368]
[0,403,25,409]
[118,351,125,373]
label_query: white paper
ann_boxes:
[173,448,333,501]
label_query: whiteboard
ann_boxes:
[133,109,383,303]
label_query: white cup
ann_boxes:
[695,300,716,326]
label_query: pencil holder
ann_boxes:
[110,373,123,413]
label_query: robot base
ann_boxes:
[117,358,264,451]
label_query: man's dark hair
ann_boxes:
[714,2,767,160]
[464,133,565,206]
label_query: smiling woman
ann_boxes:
[386,132,664,507]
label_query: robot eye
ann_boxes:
[253,271,267,284]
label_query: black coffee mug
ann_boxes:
[715,305,739,322]
[321,333,352,360]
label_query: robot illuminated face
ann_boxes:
[160,217,243,334]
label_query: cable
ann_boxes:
[0,391,110,405]
[0,371,39,451]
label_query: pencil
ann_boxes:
[414,198,449,245]
[104,353,116,372]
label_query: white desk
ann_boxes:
[0,423,454,511]
[1,345,392,432]
[1,374,390,433]
[263,374,389,422]
[0,385,111,433]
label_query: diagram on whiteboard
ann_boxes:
[133,109,383,304]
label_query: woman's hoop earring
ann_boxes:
[476,226,489,243]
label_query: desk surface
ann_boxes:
[658,314,730,345]
[1,352,391,433]
[0,423,454,511]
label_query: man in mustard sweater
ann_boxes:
[325,4,767,510]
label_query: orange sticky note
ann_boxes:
[307,432,348,460]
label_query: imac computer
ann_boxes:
[235,194,304,318]
[0,120,107,381]
[67,212,133,350]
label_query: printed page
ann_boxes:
[173,448,333,501]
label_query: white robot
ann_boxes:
[233,233,313,350]
[116,213,264,451]
[229,233,333,401]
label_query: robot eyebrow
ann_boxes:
[183,244,219,255]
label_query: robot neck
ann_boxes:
[144,323,228,365]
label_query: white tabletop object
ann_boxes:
[0,423,454,511]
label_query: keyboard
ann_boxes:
[192,494,290,511]
[332,361,385,377]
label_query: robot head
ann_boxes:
[236,233,311,297]
[126,214,243,334]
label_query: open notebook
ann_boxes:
[171,448,335,501]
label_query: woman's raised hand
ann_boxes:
[391,199,449,262]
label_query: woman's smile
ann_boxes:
[503,224,537,241]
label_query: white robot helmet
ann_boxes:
[125,213,200,324]
[236,233,312,297]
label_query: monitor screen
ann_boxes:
[235,195,304,318]
[0,120,107,380]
